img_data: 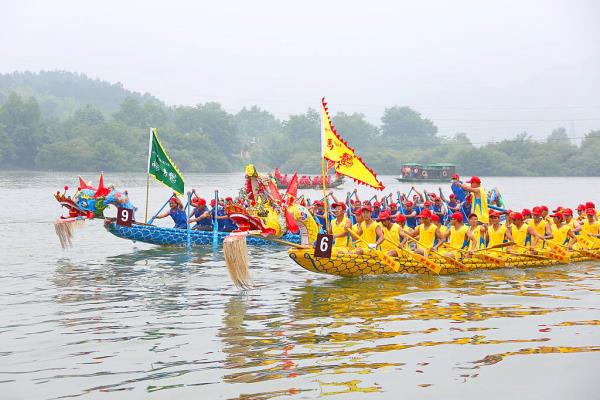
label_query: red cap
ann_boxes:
[563,208,573,216]
[373,201,381,207]
[333,202,346,211]
[396,214,406,223]
[225,196,233,202]
[550,212,563,219]
[586,208,596,216]
[361,205,373,213]
[532,207,542,216]
[424,201,432,207]
[363,200,371,205]
[429,193,437,199]
[489,210,500,217]
[553,206,563,213]
[430,214,440,223]
[522,208,532,216]
[540,205,548,212]
[418,209,432,219]
[451,174,460,180]
[451,212,463,222]
[194,197,206,206]
[390,203,398,208]
[449,194,456,199]
[314,200,323,206]
[467,176,481,184]
[468,213,478,220]
[377,211,390,221]
[210,199,216,207]
[169,197,178,203]
[577,204,585,211]
[405,201,414,207]
[512,212,523,220]
[586,202,595,209]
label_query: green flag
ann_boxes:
[147,128,185,194]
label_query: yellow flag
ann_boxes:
[321,98,384,190]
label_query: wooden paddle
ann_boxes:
[380,236,442,275]
[401,233,470,271]
[474,242,515,252]
[441,243,505,267]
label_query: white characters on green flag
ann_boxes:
[147,128,185,194]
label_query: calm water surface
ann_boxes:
[0,172,599,399]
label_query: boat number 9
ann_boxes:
[117,207,133,227]
[315,233,333,258]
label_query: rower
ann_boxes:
[563,208,581,234]
[355,205,384,255]
[189,197,212,231]
[467,213,487,250]
[311,200,327,230]
[329,202,352,252]
[581,208,600,239]
[350,209,365,249]
[435,212,474,259]
[155,195,187,229]
[487,210,513,248]
[388,203,399,219]
[372,201,382,219]
[507,212,543,252]
[378,211,400,256]
[522,208,533,225]
[530,207,552,248]
[576,204,586,223]
[385,214,411,257]
[457,176,489,224]
[548,212,577,251]
[431,195,448,224]
[410,209,439,257]
[431,214,447,246]
[402,201,418,229]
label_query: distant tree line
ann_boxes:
[0,70,599,176]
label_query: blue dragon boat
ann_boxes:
[105,221,301,247]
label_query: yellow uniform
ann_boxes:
[531,220,547,248]
[470,225,484,249]
[488,224,507,248]
[360,220,380,246]
[448,225,469,249]
[331,217,350,249]
[550,224,570,246]
[381,223,400,252]
[512,223,530,247]
[351,223,365,249]
[471,187,489,224]
[582,220,599,236]
[418,223,437,251]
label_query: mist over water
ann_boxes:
[0,172,598,399]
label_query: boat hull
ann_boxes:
[288,248,593,277]
[106,222,301,247]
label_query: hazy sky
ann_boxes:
[2,0,599,142]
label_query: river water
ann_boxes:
[1,172,599,399]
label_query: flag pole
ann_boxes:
[144,128,153,223]
[320,102,330,232]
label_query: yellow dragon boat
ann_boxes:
[287,248,596,277]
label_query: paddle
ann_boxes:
[345,228,400,272]
[380,235,442,274]
[401,233,469,271]
[441,243,505,267]
[212,190,219,249]
[147,196,172,225]
[474,241,515,252]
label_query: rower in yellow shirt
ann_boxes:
[328,202,352,252]
[487,210,513,248]
[385,214,412,257]
[548,211,577,251]
[562,208,582,234]
[408,209,440,256]
[530,207,552,249]
[508,212,544,252]
[435,212,474,259]
[377,211,400,254]
[468,213,487,250]
[581,208,600,243]
[355,205,384,255]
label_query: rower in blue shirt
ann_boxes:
[189,197,213,230]
[155,195,187,229]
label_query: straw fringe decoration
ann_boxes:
[223,233,253,289]
[54,219,85,249]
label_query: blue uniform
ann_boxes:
[404,209,418,228]
[451,181,467,202]
[170,207,188,229]
[192,206,212,230]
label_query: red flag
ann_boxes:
[94,173,111,198]
[285,209,299,234]
[268,179,283,203]
[285,172,298,202]
[78,176,93,190]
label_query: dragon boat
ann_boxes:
[287,248,598,277]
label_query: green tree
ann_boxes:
[380,106,439,148]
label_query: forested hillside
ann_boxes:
[1,71,599,175]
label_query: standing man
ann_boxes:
[457,176,489,224]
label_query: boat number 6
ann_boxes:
[315,233,333,258]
